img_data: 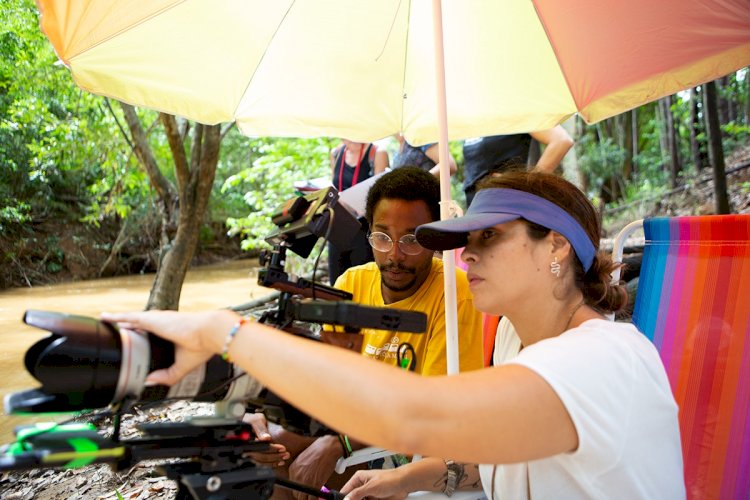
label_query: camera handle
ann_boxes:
[162,460,275,500]
[162,462,344,500]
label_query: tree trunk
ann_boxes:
[120,104,176,208]
[689,87,705,172]
[665,96,682,186]
[119,103,222,311]
[146,119,221,310]
[702,81,731,214]
[657,99,670,182]
[560,118,580,186]
[593,122,614,203]
[717,76,730,127]
[630,109,638,174]
[659,96,682,188]
[120,103,178,253]
[575,116,589,192]
[726,78,737,124]
[617,111,634,182]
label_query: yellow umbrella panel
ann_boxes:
[38,0,749,144]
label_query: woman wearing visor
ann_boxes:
[103,171,684,499]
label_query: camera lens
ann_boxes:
[4,311,262,414]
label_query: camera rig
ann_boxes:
[1,418,278,500]
[1,186,427,499]
[256,186,426,336]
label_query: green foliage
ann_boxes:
[721,121,750,153]
[43,236,64,273]
[222,136,336,251]
[1,0,151,231]
[632,118,670,187]
[576,133,627,197]
[0,202,31,232]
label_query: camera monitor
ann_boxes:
[265,187,360,258]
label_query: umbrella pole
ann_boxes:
[431,0,459,376]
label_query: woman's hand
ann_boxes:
[100,309,240,386]
[341,468,409,500]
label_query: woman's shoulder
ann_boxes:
[574,319,649,345]
[511,320,652,365]
[575,318,638,334]
[562,319,648,349]
[515,320,668,395]
[552,319,665,371]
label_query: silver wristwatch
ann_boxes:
[443,459,460,497]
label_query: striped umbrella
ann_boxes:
[36,0,750,146]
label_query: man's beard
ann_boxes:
[379,263,417,292]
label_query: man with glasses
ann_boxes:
[334,166,484,374]
[242,167,484,499]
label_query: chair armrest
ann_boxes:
[334,446,399,474]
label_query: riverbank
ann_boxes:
[0,218,250,290]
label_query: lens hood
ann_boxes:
[13,311,125,412]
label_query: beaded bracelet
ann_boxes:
[221,317,247,362]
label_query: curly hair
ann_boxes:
[477,170,628,314]
[365,166,441,225]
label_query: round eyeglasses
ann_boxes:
[367,232,424,255]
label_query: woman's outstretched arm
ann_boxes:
[101,309,576,465]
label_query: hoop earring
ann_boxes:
[550,256,561,277]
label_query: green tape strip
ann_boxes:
[43,444,125,469]
[64,438,99,468]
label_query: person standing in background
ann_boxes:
[462,125,574,206]
[328,139,389,283]
[391,134,457,177]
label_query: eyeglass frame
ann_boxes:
[367,231,425,255]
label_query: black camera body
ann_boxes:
[265,186,361,258]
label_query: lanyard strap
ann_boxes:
[338,144,366,191]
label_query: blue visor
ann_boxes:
[416,188,596,271]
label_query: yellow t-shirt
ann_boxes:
[329,258,483,375]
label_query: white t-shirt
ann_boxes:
[478,318,685,499]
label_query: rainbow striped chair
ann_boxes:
[614,214,750,499]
